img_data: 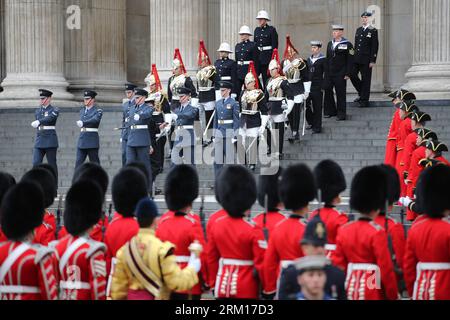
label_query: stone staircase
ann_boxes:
[1,103,449,221]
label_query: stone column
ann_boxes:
[149,0,208,84]
[219,0,279,60]
[405,0,450,99]
[0,0,73,108]
[64,0,127,105]
[0,0,5,90]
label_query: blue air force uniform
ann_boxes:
[75,91,103,168]
[32,89,59,178]
[213,82,240,177]
[126,89,154,183]
[121,84,137,166]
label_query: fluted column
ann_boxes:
[0,0,5,89]
[150,0,208,83]
[64,0,127,105]
[405,0,450,99]
[219,0,279,59]
[0,0,73,108]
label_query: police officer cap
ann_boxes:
[361,11,372,17]
[125,83,138,91]
[84,90,98,99]
[177,87,192,96]
[301,215,328,247]
[134,88,149,98]
[219,81,233,90]
[295,256,328,274]
[39,89,53,98]
[332,24,345,30]
[310,41,322,48]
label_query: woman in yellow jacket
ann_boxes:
[111,198,201,300]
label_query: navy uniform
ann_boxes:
[254,10,279,88]
[126,88,154,185]
[75,91,103,168]
[324,25,354,121]
[235,26,260,96]
[278,216,347,300]
[121,84,137,166]
[213,81,240,178]
[171,87,199,166]
[215,43,239,98]
[31,89,59,181]
[351,12,379,107]
[305,41,328,134]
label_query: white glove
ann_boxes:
[294,95,304,104]
[187,253,201,273]
[76,120,83,128]
[259,115,270,135]
[231,93,237,99]
[134,114,140,121]
[303,81,312,95]
[403,197,412,207]
[231,137,238,144]
[303,92,309,100]
[283,100,295,118]
[31,120,40,128]
[191,98,199,108]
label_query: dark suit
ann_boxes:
[214,57,239,96]
[351,26,379,104]
[306,54,328,132]
[324,38,354,119]
[75,106,103,168]
[254,24,279,87]
[235,40,260,94]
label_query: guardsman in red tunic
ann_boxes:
[156,165,207,300]
[253,168,285,239]
[54,180,107,300]
[104,167,146,295]
[21,168,57,246]
[207,166,266,299]
[309,160,348,256]
[0,182,58,300]
[0,172,16,243]
[395,101,419,197]
[263,164,317,299]
[333,166,398,300]
[404,165,450,300]
[58,163,110,242]
[384,90,416,167]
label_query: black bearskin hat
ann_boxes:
[379,164,400,209]
[0,172,16,207]
[164,165,199,211]
[125,162,150,188]
[72,162,109,198]
[350,166,387,214]
[415,165,450,218]
[112,167,148,217]
[21,168,56,208]
[279,164,316,211]
[257,168,283,212]
[313,160,346,205]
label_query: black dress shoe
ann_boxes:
[279,154,284,160]
[154,188,162,196]
[354,97,361,103]
[249,165,256,172]
[324,114,337,119]
[358,101,369,108]
[306,125,313,130]
[336,117,346,121]
[312,130,322,134]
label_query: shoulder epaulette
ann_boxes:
[33,245,55,264]
[86,239,106,258]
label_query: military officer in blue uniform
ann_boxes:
[121,84,137,166]
[31,89,60,181]
[126,88,154,184]
[254,10,279,88]
[166,87,199,166]
[324,25,354,121]
[214,43,239,100]
[213,81,240,178]
[75,90,103,169]
[350,11,379,108]
[235,25,260,97]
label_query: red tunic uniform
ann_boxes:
[0,241,58,300]
[309,207,348,253]
[396,118,413,196]
[33,212,57,246]
[332,218,398,300]
[404,217,450,300]
[207,215,266,299]
[263,215,306,294]
[159,210,201,224]
[206,209,228,240]
[373,215,406,271]
[54,235,107,300]
[156,212,207,296]
[252,211,285,238]
[406,146,427,198]
[58,217,109,243]
[0,230,6,242]
[385,109,401,167]
[401,132,418,181]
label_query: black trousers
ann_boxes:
[308,91,324,132]
[288,103,302,134]
[33,147,58,184]
[204,109,214,142]
[351,62,373,102]
[267,122,285,155]
[324,76,347,119]
[150,136,166,184]
[259,64,269,89]
[75,148,100,169]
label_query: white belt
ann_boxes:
[60,281,91,290]
[176,125,194,130]
[81,128,98,133]
[417,262,450,271]
[218,120,233,125]
[349,263,379,271]
[268,97,285,102]
[237,61,251,66]
[0,285,40,294]
[280,260,294,269]
[258,46,272,51]
[199,87,215,91]
[175,256,191,263]
[172,97,180,101]
[221,258,254,266]
[38,126,56,130]
[131,125,148,130]
[288,79,301,84]
[241,110,259,115]
[325,244,337,251]
[220,76,232,81]
[152,112,162,116]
